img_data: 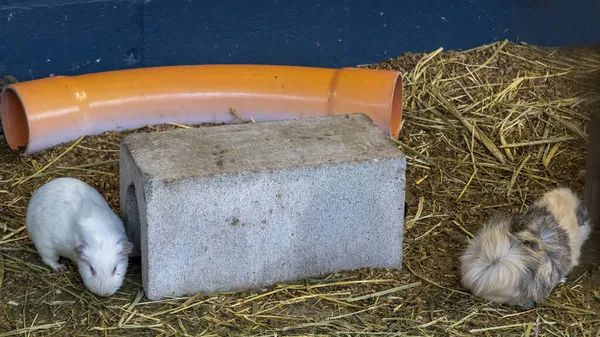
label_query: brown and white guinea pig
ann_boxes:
[460,187,592,308]
[26,177,134,297]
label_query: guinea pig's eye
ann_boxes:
[90,266,96,276]
[112,266,117,275]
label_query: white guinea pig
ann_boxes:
[26,177,133,297]
[460,187,591,308]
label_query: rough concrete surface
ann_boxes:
[120,114,406,300]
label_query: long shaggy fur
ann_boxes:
[460,187,592,307]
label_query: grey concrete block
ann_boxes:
[119,114,406,300]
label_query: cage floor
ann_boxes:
[0,41,599,336]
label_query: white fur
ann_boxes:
[26,177,133,297]
[579,223,592,245]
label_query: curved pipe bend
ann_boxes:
[1,65,403,155]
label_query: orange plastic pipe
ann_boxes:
[1,65,402,155]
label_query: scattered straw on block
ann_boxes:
[0,40,599,335]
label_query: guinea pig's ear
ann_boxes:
[119,241,133,255]
[74,244,89,260]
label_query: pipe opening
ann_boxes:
[0,87,29,151]
[389,74,403,139]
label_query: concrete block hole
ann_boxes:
[123,183,141,255]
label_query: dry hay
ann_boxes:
[0,40,600,336]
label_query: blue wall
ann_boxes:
[1,0,599,81]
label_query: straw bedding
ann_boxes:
[0,41,599,336]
